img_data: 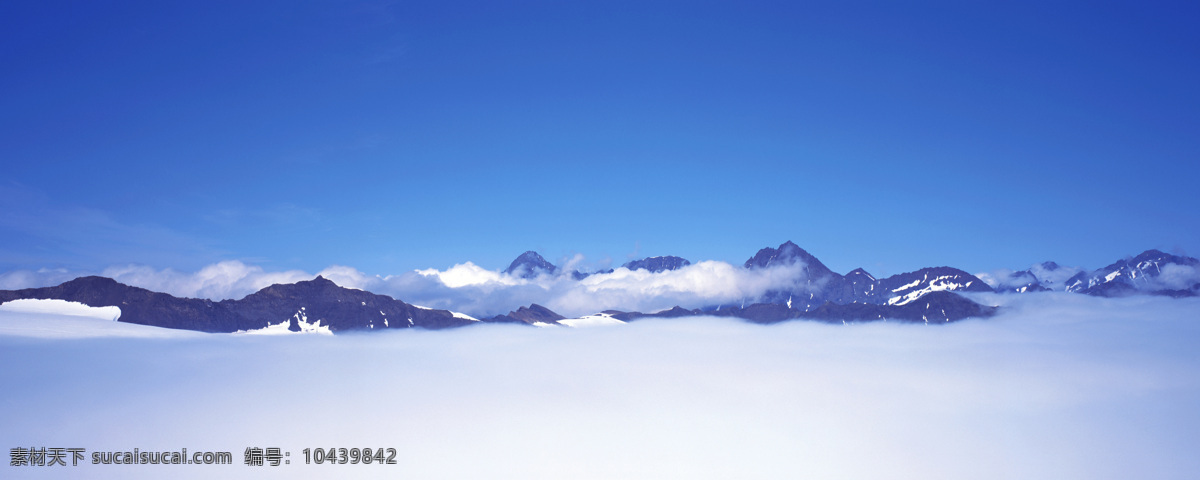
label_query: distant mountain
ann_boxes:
[1027,261,1081,291]
[980,250,1199,298]
[222,276,475,331]
[0,276,475,333]
[1065,249,1199,297]
[504,251,557,279]
[0,276,244,332]
[877,267,993,306]
[504,250,619,280]
[623,256,691,273]
[611,291,997,324]
[743,241,993,312]
[844,268,879,299]
[983,261,1081,293]
[989,270,1050,294]
[4,243,1191,334]
[484,304,566,326]
[595,240,1001,324]
[744,241,852,307]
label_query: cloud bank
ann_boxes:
[0,259,816,317]
[2,293,1198,479]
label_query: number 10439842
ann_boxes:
[301,448,397,465]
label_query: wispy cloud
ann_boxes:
[0,183,219,270]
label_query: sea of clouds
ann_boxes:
[2,292,1199,479]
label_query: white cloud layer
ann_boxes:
[383,260,814,317]
[0,258,817,317]
[2,293,1198,479]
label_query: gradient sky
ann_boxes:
[2,1,1198,278]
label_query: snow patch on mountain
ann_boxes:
[558,312,626,328]
[234,307,332,335]
[887,276,974,306]
[0,300,199,339]
[0,298,121,321]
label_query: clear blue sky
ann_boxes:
[2,1,1198,278]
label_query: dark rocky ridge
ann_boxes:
[222,276,474,331]
[609,291,996,324]
[0,276,474,333]
[1065,249,1199,297]
[484,304,566,325]
[622,256,691,273]
[0,276,245,332]
[744,241,994,310]
[5,243,1191,333]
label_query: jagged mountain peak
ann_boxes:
[743,241,834,275]
[504,251,557,278]
[1134,249,1169,260]
[1064,249,1199,296]
[484,303,567,325]
[846,268,875,280]
[1128,249,1197,267]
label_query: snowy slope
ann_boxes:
[558,312,627,328]
[0,299,200,338]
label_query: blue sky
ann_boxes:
[2,1,1198,279]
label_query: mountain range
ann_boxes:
[0,275,475,333]
[1,242,1196,333]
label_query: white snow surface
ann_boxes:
[892,279,922,292]
[0,298,121,320]
[235,307,333,335]
[887,276,971,306]
[414,304,479,321]
[0,299,200,339]
[558,312,626,328]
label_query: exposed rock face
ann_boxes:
[504,251,557,279]
[483,304,566,326]
[0,276,245,332]
[5,245,1191,332]
[622,256,691,273]
[0,276,475,333]
[742,241,994,312]
[610,291,997,324]
[1065,249,1199,298]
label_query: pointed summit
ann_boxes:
[846,267,875,279]
[743,241,836,278]
[307,275,336,287]
[504,251,557,279]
